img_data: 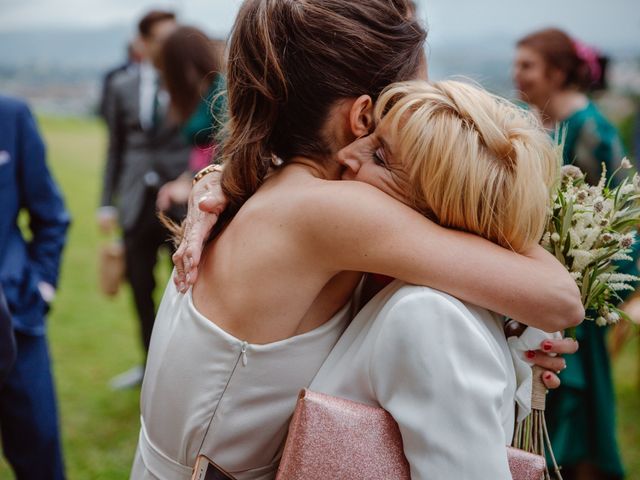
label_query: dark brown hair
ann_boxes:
[220,0,427,213]
[138,10,176,39]
[159,26,225,122]
[517,28,592,91]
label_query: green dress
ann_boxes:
[546,101,636,479]
[181,74,227,148]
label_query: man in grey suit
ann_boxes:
[99,10,189,386]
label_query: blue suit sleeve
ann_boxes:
[17,104,70,288]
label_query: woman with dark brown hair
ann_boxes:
[131,2,582,479]
[514,27,635,480]
[155,26,227,212]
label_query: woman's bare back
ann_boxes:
[192,165,361,344]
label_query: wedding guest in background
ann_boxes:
[0,285,15,387]
[99,9,190,389]
[0,94,70,479]
[156,26,227,212]
[98,38,144,119]
[514,27,637,480]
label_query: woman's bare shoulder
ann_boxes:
[284,179,430,256]
[294,179,413,220]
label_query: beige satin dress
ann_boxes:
[130,281,350,480]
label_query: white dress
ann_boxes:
[310,280,534,480]
[130,281,351,480]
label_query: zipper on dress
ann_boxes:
[241,341,248,367]
[196,340,250,456]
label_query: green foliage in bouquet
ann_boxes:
[541,159,640,335]
[513,159,640,480]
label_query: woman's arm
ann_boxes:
[370,289,513,479]
[172,172,583,331]
[299,180,583,332]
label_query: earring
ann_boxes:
[271,154,284,167]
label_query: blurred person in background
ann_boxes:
[155,26,227,212]
[99,10,190,389]
[513,27,638,480]
[98,38,145,120]
[0,95,70,479]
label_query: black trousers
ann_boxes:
[123,190,178,353]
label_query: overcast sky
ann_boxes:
[0,0,638,49]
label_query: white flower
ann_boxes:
[619,233,635,249]
[594,200,604,213]
[576,189,588,202]
[581,227,602,251]
[550,232,560,243]
[601,233,614,243]
[561,165,584,180]
[609,283,636,292]
[541,232,551,249]
[596,316,608,326]
[612,252,633,262]
[621,157,633,169]
[599,273,640,283]
[621,184,635,195]
[569,249,596,272]
[606,311,621,323]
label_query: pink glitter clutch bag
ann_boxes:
[277,389,546,480]
[276,389,410,479]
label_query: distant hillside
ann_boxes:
[0,27,637,116]
[0,25,131,70]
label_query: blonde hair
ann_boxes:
[375,80,559,252]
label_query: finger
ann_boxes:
[541,371,561,390]
[528,351,567,372]
[172,241,188,292]
[183,217,217,287]
[198,195,227,214]
[540,338,579,355]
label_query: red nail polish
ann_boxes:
[544,373,552,380]
[526,351,536,359]
[542,341,552,352]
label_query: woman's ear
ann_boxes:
[349,95,374,138]
[547,66,567,90]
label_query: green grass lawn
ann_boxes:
[0,115,638,479]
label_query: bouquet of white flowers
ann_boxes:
[542,159,640,332]
[513,158,640,479]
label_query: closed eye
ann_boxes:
[373,147,388,168]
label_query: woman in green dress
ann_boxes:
[155,26,227,212]
[514,27,637,480]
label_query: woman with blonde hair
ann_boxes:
[132,1,581,478]
[312,78,561,478]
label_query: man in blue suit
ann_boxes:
[0,95,70,479]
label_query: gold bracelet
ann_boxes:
[193,164,224,185]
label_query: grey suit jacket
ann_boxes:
[101,67,190,232]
